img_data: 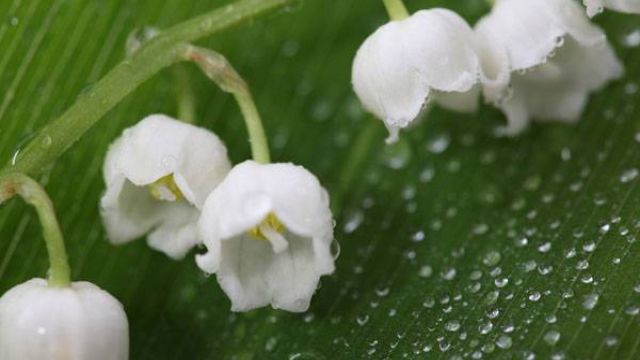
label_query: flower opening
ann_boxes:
[148,174,184,202]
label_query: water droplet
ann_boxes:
[528,291,541,302]
[411,230,425,242]
[583,293,599,310]
[445,320,461,332]
[125,26,159,56]
[356,314,369,326]
[478,320,493,334]
[441,267,457,280]
[375,286,390,297]
[538,242,551,253]
[382,138,411,169]
[625,305,639,316]
[496,335,512,349]
[605,335,619,347]
[521,260,537,273]
[419,166,435,183]
[343,210,364,234]
[161,155,177,171]
[426,134,450,154]
[515,237,529,247]
[495,278,509,288]
[544,330,561,346]
[422,297,435,308]
[622,28,640,48]
[418,265,433,278]
[483,251,502,267]
[620,168,639,183]
[576,260,589,270]
[472,223,489,235]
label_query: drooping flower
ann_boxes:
[101,114,231,259]
[583,0,640,17]
[352,9,484,143]
[476,0,624,135]
[196,161,335,312]
[0,279,129,360]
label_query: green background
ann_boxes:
[1,0,640,358]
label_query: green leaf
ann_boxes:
[1,0,640,359]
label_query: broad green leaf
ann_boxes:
[1,0,640,359]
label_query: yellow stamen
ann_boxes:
[149,174,184,202]
[248,213,285,241]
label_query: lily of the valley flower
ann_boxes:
[101,114,231,259]
[0,279,129,360]
[476,0,623,135]
[584,0,640,17]
[352,9,483,143]
[196,161,335,312]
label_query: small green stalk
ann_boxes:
[2,0,293,177]
[0,173,71,287]
[173,65,197,124]
[186,46,271,164]
[382,0,410,21]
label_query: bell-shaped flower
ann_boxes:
[584,0,640,17]
[0,279,129,360]
[352,9,483,143]
[101,114,231,259]
[476,0,624,135]
[196,161,335,312]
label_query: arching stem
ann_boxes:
[2,0,293,177]
[0,173,71,287]
[186,46,271,164]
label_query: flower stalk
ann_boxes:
[0,173,71,287]
[186,46,271,164]
[2,0,293,177]
[382,0,410,20]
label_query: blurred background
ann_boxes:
[1,0,640,358]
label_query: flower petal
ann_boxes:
[584,0,640,17]
[0,279,129,360]
[197,161,335,312]
[114,114,230,207]
[215,232,333,312]
[351,9,481,139]
[481,0,605,71]
[147,203,201,260]
[498,38,622,135]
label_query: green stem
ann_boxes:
[173,65,197,124]
[0,173,71,287]
[233,92,271,164]
[186,46,270,164]
[2,0,293,177]
[331,120,384,215]
[382,0,410,21]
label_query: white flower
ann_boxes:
[352,9,483,143]
[196,161,335,312]
[476,0,624,135]
[0,279,129,360]
[584,0,640,17]
[101,114,231,259]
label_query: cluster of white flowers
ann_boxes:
[101,115,335,313]
[352,0,632,140]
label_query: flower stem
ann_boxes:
[173,65,197,124]
[382,0,410,21]
[331,120,385,215]
[186,45,271,164]
[0,173,71,287]
[2,0,293,177]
